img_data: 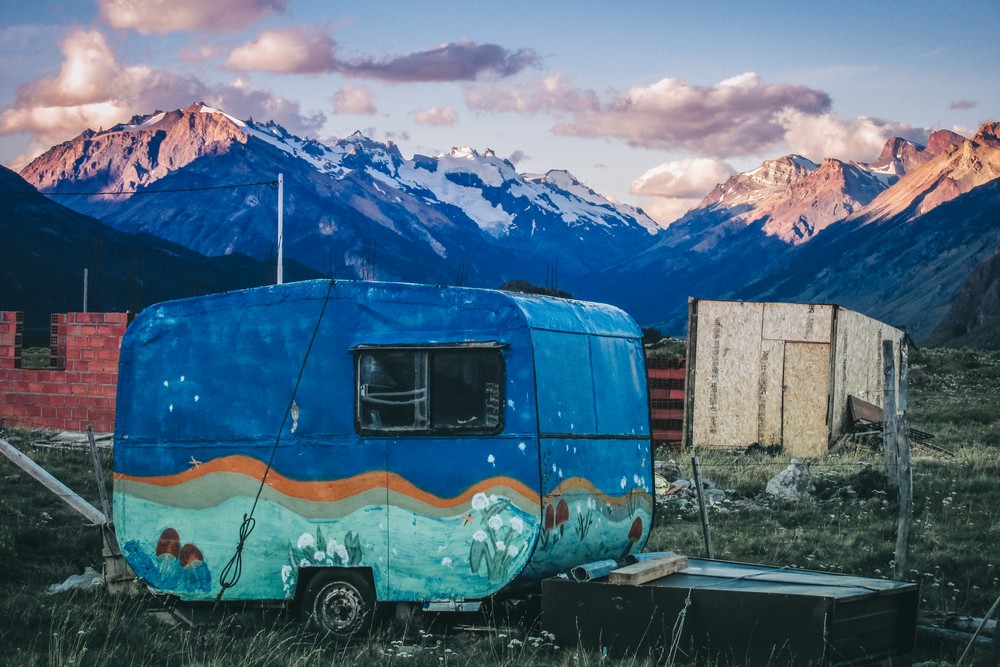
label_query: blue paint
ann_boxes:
[114,281,652,604]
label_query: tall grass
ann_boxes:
[1,348,998,664]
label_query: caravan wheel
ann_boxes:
[303,570,376,637]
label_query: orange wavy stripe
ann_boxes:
[115,455,539,509]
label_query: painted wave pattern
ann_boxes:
[114,455,650,602]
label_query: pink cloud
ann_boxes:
[332,84,376,115]
[224,26,336,74]
[949,99,977,110]
[553,72,831,156]
[0,27,325,164]
[415,105,457,127]
[630,158,735,198]
[466,72,599,114]
[97,0,288,35]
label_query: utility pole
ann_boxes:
[83,268,89,312]
[277,173,284,285]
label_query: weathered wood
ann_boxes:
[692,456,714,559]
[882,340,899,490]
[608,555,689,586]
[0,438,106,525]
[895,341,913,581]
[87,425,112,519]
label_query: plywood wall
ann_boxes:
[687,299,902,455]
[830,307,904,437]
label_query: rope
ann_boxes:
[214,279,335,604]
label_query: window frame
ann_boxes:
[353,342,506,437]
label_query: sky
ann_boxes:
[1,0,997,225]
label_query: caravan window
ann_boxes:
[356,347,503,434]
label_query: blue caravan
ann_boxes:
[113,280,653,633]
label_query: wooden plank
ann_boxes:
[782,342,831,456]
[608,555,689,586]
[0,438,106,525]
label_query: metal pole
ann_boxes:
[692,456,714,559]
[83,268,89,312]
[277,173,284,285]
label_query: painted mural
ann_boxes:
[113,281,652,604]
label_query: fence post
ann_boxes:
[882,340,899,492]
[894,341,913,581]
[692,456,714,559]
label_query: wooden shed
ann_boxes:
[683,299,904,456]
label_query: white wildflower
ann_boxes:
[507,545,519,558]
[471,492,489,511]
[441,557,453,567]
[297,533,315,550]
[472,530,488,542]
[488,515,503,531]
[510,516,524,533]
[281,564,292,582]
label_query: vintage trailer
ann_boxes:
[113,280,653,632]
[684,298,905,456]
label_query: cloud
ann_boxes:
[415,105,456,127]
[508,149,529,165]
[630,157,735,198]
[224,26,336,73]
[337,40,539,82]
[637,197,702,227]
[466,72,599,114]
[332,84,375,115]
[97,0,288,34]
[552,72,831,156]
[0,27,325,164]
[778,110,924,163]
[949,99,977,110]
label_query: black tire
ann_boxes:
[302,570,376,637]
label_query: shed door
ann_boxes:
[781,343,831,456]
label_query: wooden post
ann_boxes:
[882,340,899,492]
[894,341,913,581]
[86,425,112,519]
[692,456,714,559]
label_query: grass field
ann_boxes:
[1,347,998,665]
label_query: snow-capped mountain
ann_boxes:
[15,103,1000,344]
[20,103,658,289]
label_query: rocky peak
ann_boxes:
[974,121,1000,148]
[872,137,929,173]
[699,154,817,209]
[926,129,966,156]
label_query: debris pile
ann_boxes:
[653,460,725,509]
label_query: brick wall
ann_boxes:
[647,355,686,449]
[0,311,129,432]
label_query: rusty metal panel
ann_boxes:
[541,558,918,666]
[782,342,832,456]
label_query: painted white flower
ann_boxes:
[495,540,506,551]
[472,530,488,542]
[326,539,339,556]
[471,492,489,511]
[633,474,641,486]
[333,544,349,564]
[488,515,503,531]
[620,476,627,490]
[588,498,597,511]
[441,557,453,567]
[489,494,499,504]
[313,550,326,562]
[487,454,495,465]
[281,564,292,582]
[510,516,524,533]
[297,533,315,550]
[518,442,526,453]
[299,558,311,568]
[507,545,519,558]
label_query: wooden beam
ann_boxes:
[0,438,106,525]
[609,555,689,586]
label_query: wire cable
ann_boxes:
[214,279,335,605]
